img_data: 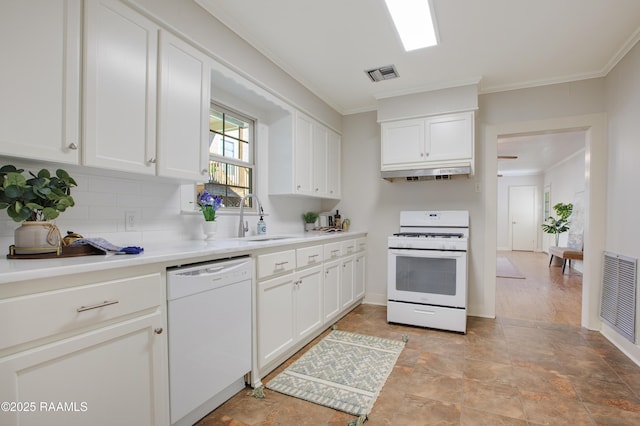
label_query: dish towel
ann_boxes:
[69,237,144,255]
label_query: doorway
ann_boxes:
[509,185,537,251]
[484,113,607,329]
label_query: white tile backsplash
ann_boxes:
[0,159,324,254]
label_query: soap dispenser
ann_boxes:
[257,207,267,235]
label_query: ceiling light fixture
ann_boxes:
[384,0,438,51]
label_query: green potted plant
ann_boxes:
[0,165,77,254]
[302,212,319,231]
[541,202,573,246]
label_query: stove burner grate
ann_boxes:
[393,232,464,239]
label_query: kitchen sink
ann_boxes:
[244,236,295,242]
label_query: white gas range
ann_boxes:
[387,210,469,333]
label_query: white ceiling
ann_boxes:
[194,0,640,176]
[497,130,586,176]
[195,0,640,115]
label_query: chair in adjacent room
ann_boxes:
[548,230,583,274]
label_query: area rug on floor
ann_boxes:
[265,330,405,416]
[496,256,526,279]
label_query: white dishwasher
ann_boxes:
[167,256,252,426]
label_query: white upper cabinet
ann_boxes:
[381,111,474,171]
[326,129,342,199]
[0,0,81,164]
[293,112,314,195]
[270,111,341,200]
[83,0,158,175]
[157,31,211,181]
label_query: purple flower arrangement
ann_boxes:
[197,191,223,221]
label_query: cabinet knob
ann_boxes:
[154,328,163,334]
[148,158,156,164]
[297,185,301,190]
[420,152,424,157]
[68,142,78,150]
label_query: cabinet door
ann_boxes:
[354,253,366,300]
[341,256,355,309]
[257,274,295,368]
[83,0,158,175]
[294,112,314,195]
[381,118,425,169]
[312,124,328,196]
[0,311,168,426]
[157,31,210,181]
[326,130,341,199]
[323,261,340,323]
[294,266,323,341]
[0,0,81,164]
[425,112,474,162]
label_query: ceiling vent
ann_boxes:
[365,65,399,82]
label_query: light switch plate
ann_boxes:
[125,210,140,231]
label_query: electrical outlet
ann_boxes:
[125,210,140,231]
[475,182,481,193]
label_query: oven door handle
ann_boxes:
[389,248,465,258]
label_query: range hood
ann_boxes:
[381,164,472,181]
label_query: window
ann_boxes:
[196,103,255,208]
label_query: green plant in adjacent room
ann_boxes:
[541,202,573,246]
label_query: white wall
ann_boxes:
[603,36,640,361]
[542,150,586,250]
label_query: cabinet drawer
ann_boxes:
[296,245,324,269]
[0,273,162,352]
[356,237,367,252]
[257,250,296,280]
[324,242,342,261]
[341,239,357,256]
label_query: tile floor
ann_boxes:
[198,304,640,425]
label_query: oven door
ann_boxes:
[388,248,467,308]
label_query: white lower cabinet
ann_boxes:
[0,270,168,426]
[354,253,366,300]
[257,273,295,369]
[323,260,341,323]
[340,256,355,309]
[255,237,367,381]
[0,312,166,426]
[294,265,323,341]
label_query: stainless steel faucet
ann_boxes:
[238,194,263,237]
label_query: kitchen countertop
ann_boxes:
[0,230,367,285]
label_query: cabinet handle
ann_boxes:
[148,158,156,164]
[275,261,289,267]
[331,250,340,255]
[68,142,78,150]
[154,328,163,334]
[77,300,119,312]
[201,169,208,175]
[308,254,318,260]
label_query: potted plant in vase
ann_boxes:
[542,202,573,246]
[0,165,77,254]
[197,190,223,241]
[302,212,319,231]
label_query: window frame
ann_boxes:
[199,102,256,211]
